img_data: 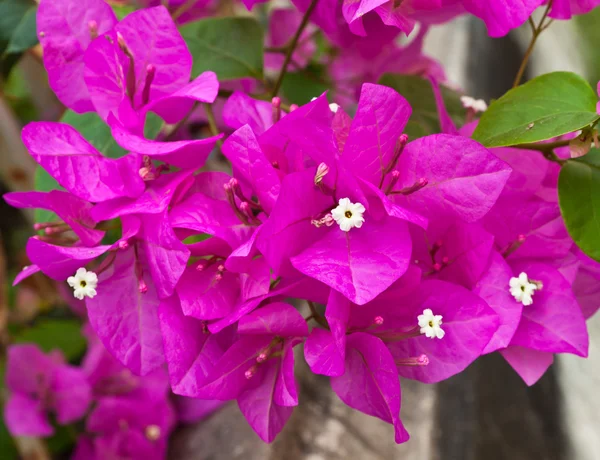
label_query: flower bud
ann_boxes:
[314,162,330,185]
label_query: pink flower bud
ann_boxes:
[138,279,148,294]
[88,20,98,40]
[245,366,257,379]
[374,316,384,326]
[118,240,129,250]
[256,352,268,363]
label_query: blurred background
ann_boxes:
[1,3,600,459]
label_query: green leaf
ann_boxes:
[181,17,264,81]
[34,167,60,223]
[378,73,466,139]
[559,149,600,261]
[111,3,136,20]
[282,67,329,105]
[4,5,37,54]
[13,318,86,362]
[60,111,128,159]
[473,72,600,147]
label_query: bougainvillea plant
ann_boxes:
[3,0,600,456]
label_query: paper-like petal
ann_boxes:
[13,264,41,286]
[436,221,494,289]
[237,359,293,443]
[304,328,345,377]
[197,336,273,400]
[145,72,219,124]
[331,332,409,444]
[238,302,308,338]
[158,295,225,396]
[177,265,239,320]
[395,134,511,222]
[343,83,412,185]
[388,280,499,383]
[4,394,53,436]
[325,290,350,366]
[5,191,104,246]
[37,0,117,112]
[500,346,554,386]
[223,91,272,134]
[86,247,165,376]
[138,212,190,299]
[256,169,331,276]
[52,365,92,424]
[274,340,301,407]
[462,0,544,37]
[292,217,412,305]
[22,122,144,202]
[85,6,191,119]
[508,260,589,357]
[474,251,523,354]
[91,170,193,222]
[26,239,110,280]
[484,199,572,260]
[222,125,281,214]
[109,115,222,170]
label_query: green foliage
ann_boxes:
[181,17,264,81]
[378,73,466,139]
[559,149,600,261]
[473,72,600,147]
[111,3,136,20]
[0,0,38,76]
[282,66,329,105]
[13,318,87,362]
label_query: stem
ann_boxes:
[270,0,319,98]
[307,301,329,329]
[204,103,223,148]
[512,0,554,88]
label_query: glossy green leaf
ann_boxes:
[282,67,329,105]
[13,318,87,362]
[559,149,600,261]
[378,73,466,139]
[4,5,37,54]
[473,72,600,147]
[181,17,264,81]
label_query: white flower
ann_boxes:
[418,308,445,339]
[460,95,488,113]
[331,198,365,232]
[509,272,538,306]
[67,267,98,300]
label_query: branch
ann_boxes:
[270,0,319,98]
[513,0,554,88]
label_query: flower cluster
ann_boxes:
[3,0,600,451]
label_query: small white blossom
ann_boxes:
[418,308,445,339]
[509,272,538,306]
[331,198,365,232]
[460,95,488,113]
[67,267,98,300]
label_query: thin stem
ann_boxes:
[513,0,554,88]
[307,301,329,329]
[171,0,197,20]
[204,103,223,148]
[271,0,319,98]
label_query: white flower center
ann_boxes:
[509,272,538,306]
[460,95,488,113]
[331,198,365,232]
[418,308,445,339]
[67,267,98,300]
